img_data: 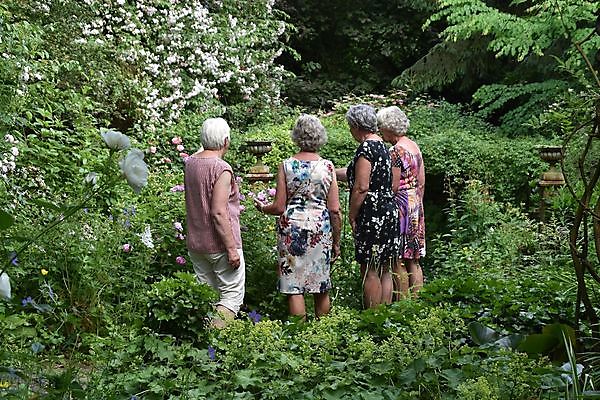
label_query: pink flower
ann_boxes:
[171,136,183,145]
[163,157,172,163]
[176,256,186,265]
[239,193,246,201]
[267,188,276,197]
[123,244,132,253]
[173,222,183,231]
[257,191,266,202]
[239,204,246,212]
[149,146,157,154]
[235,176,243,184]
[247,191,255,198]
[170,184,185,192]
[179,152,189,159]
[176,233,185,240]
[176,144,185,152]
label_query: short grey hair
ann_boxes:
[291,114,327,152]
[346,104,378,133]
[377,106,410,136]
[201,117,230,150]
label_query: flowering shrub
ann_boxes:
[78,0,290,131]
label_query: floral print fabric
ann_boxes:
[390,144,426,259]
[347,140,400,266]
[277,158,334,294]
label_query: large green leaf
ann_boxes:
[494,334,525,349]
[468,321,499,345]
[0,210,14,230]
[517,333,559,355]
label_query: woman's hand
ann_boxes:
[331,243,341,264]
[227,248,241,269]
[253,198,265,213]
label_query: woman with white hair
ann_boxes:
[255,114,341,319]
[185,117,245,327]
[377,106,425,298]
[342,104,400,308]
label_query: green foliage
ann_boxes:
[146,272,218,343]
[400,0,599,135]
[83,304,561,399]
[472,80,570,136]
[276,0,437,107]
[424,180,575,332]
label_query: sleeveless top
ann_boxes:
[184,156,242,253]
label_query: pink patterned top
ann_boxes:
[184,156,242,254]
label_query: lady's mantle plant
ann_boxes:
[0,128,148,297]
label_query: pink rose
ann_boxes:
[123,244,132,253]
[176,256,186,265]
[149,146,157,154]
[176,144,185,152]
[171,136,183,145]
[267,188,276,197]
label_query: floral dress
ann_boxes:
[347,140,399,266]
[390,144,426,259]
[277,158,335,294]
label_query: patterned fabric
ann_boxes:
[277,158,335,294]
[390,144,426,259]
[347,140,400,265]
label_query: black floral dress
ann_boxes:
[347,140,400,266]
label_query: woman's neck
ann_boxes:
[363,133,381,142]
[295,151,320,160]
[194,148,225,158]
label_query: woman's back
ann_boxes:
[283,158,333,212]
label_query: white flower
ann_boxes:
[101,129,131,150]
[11,147,18,157]
[119,149,149,194]
[0,272,11,299]
[85,172,98,185]
[4,134,16,144]
[139,224,154,249]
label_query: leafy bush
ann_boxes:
[423,180,575,332]
[146,272,218,343]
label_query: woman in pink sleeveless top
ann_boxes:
[185,117,245,327]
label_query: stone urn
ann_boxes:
[537,145,565,186]
[245,140,274,182]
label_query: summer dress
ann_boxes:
[390,144,426,259]
[347,140,399,266]
[277,157,335,294]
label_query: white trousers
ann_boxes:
[188,249,245,314]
